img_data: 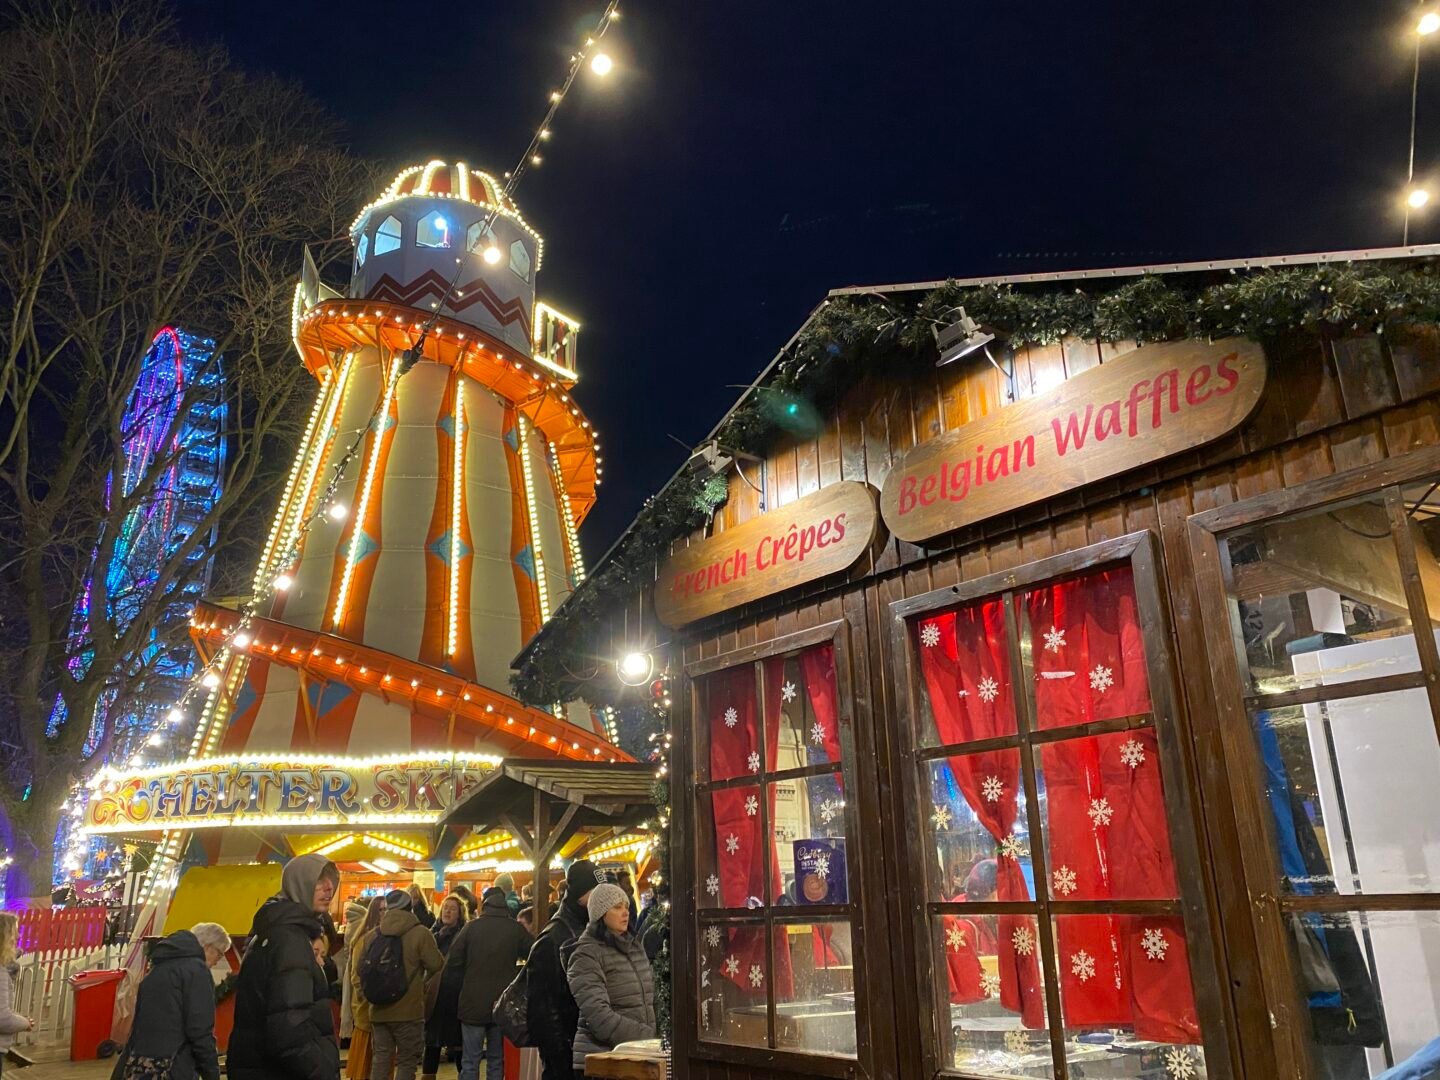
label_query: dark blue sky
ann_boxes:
[180,0,1440,551]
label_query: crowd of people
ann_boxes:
[83,855,657,1080]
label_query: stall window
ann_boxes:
[691,639,859,1061]
[1192,463,1440,1079]
[894,538,1218,1079]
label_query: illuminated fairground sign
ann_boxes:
[81,753,501,834]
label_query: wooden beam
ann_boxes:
[568,825,627,861]
[535,803,583,868]
[498,814,536,860]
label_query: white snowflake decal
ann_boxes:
[1090,664,1115,693]
[723,955,739,978]
[1120,738,1146,769]
[1052,864,1078,896]
[945,925,967,951]
[812,853,831,880]
[705,874,720,897]
[818,798,842,825]
[1003,1029,1030,1055]
[980,972,1001,997]
[705,926,722,948]
[920,622,941,648]
[1070,949,1096,982]
[1141,927,1170,961]
[977,676,1000,703]
[1165,1048,1197,1079]
[724,833,740,855]
[1000,834,1027,861]
[781,681,797,703]
[810,721,827,746]
[981,775,1004,803]
[743,794,759,817]
[748,964,764,988]
[747,751,761,774]
[931,804,952,831]
[700,966,710,989]
[1088,797,1114,828]
[1011,926,1035,956]
[723,706,739,729]
[1043,625,1066,653]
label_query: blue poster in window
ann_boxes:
[794,838,847,905]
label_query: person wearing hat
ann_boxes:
[228,853,343,1080]
[526,860,601,1080]
[440,882,532,1080]
[565,883,656,1075]
[352,889,445,1080]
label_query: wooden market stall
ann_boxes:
[513,246,1440,1080]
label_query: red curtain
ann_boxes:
[916,603,1044,1029]
[798,645,843,763]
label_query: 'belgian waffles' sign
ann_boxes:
[880,338,1267,543]
[655,481,878,627]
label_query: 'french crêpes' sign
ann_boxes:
[81,755,499,833]
[880,338,1266,542]
[655,481,878,627]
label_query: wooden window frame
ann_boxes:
[680,619,872,1078]
[888,531,1233,1080]
[1187,443,1440,1079]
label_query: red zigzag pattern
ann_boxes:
[366,270,531,339]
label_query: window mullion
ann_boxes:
[755,657,778,1049]
[1385,487,1440,748]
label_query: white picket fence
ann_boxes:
[11,906,114,1053]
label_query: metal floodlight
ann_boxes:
[935,307,997,367]
[617,650,655,686]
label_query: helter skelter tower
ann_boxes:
[183,161,618,828]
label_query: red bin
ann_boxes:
[68,968,125,1060]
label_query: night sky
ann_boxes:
[179,0,1440,553]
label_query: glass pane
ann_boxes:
[1051,914,1207,1078]
[775,920,857,1057]
[1221,493,1418,695]
[466,220,497,254]
[699,663,760,782]
[912,597,1017,748]
[1289,907,1440,1077]
[769,772,846,905]
[935,914,1051,1074]
[374,215,402,255]
[415,210,453,248]
[1037,729,1180,901]
[1253,689,1440,895]
[1021,564,1153,731]
[696,784,765,911]
[768,645,845,770]
[697,921,769,1047]
[925,750,1034,902]
[509,238,531,281]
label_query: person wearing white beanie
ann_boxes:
[565,882,656,1074]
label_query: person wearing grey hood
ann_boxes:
[227,853,342,1080]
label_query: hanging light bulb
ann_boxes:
[166,707,184,724]
[590,52,614,76]
[328,503,348,521]
[273,573,294,591]
[483,246,503,265]
[233,633,252,650]
[1420,11,1440,34]
[1409,187,1432,209]
[202,671,221,689]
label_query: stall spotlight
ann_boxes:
[1420,11,1440,34]
[617,650,654,686]
[935,307,996,367]
[590,51,614,76]
[1409,187,1432,209]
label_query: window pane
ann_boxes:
[509,238,531,281]
[768,645,845,770]
[1037,729,1180,901]
[696,784,765,910]
[374,215,402,255]
[697,921,770,1047]
[1021,564,1152,731]
[699,664,760,782]
[925,751,1034,902]
[1289,907,1440,1076]
[415,210,453,248]
[1051,914,1206,1078]
[1253,689,1440,895]
[1221,494,1419,695]
[935,914,1050,1074]
[769,773,846,905]
[775,920,857,1057]
[912,597,1017,748]
[356,232,369,267]
[466,220,496,254]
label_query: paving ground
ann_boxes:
[10,1053,466,1078]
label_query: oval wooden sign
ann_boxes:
[881,337,1267,543]
[655,481,878,628]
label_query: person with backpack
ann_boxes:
[227,853,342,1080]
[441,886,532,1080]
[354,889,444,1080]
[524,860,601,1080]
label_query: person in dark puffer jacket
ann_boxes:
[227,854,341,1080]
[565,883,656,1075]
[526,860,600,1080]
[114,923,231,1080]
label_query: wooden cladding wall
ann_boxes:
[615,325,1440,1080]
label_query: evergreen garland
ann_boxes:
[513,260,1440,708]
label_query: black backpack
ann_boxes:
[358,929,410,1006]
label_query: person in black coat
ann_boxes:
[526,860,600,1080]
[114,924,231,1080]
[227,854,342,1080]
[442,888,532,1080]
[422,894,468,1079]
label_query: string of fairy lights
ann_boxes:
[1405,6,1440,238]
[58,2,626,885]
